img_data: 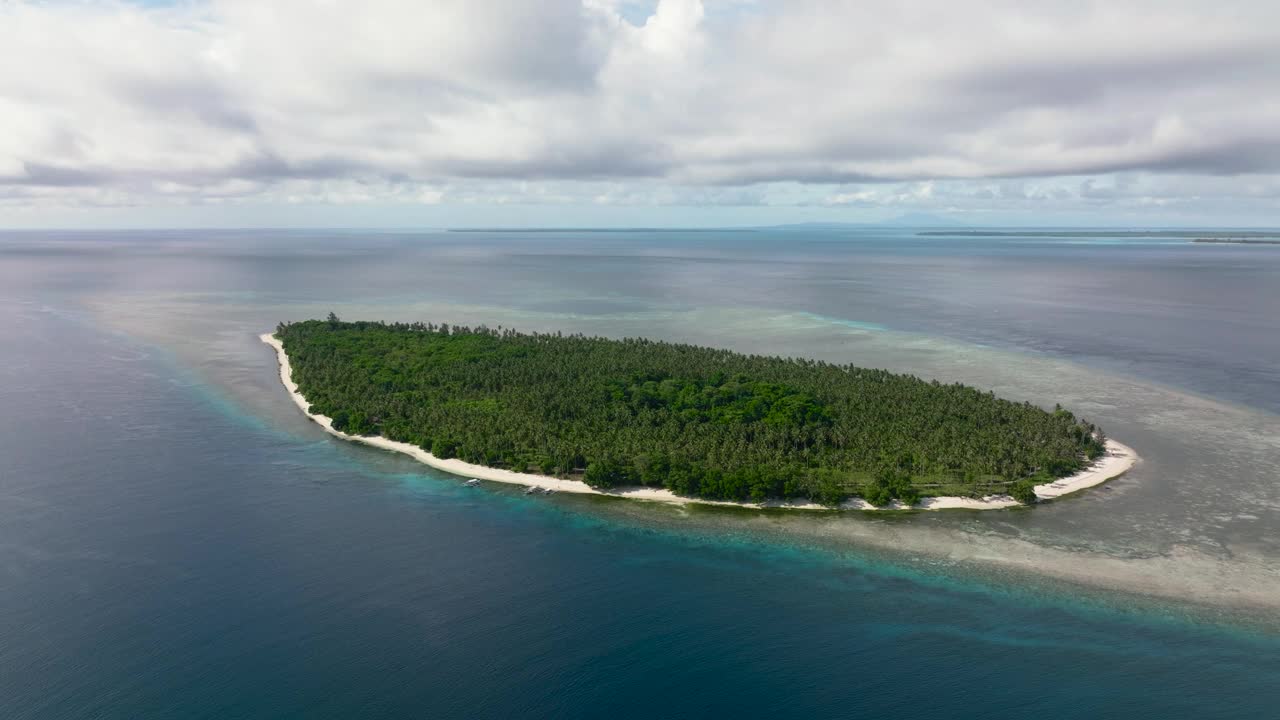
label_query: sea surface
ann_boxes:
[2,227,1279,718]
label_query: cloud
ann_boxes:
[1,0,1279,218]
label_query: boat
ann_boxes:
[465,478,480,486]
[524,486,540,495]
[541,487,555,495]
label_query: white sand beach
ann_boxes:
[262,333,1137,511]
[1033,440,1138,499]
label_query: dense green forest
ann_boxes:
[277,318,1106,506]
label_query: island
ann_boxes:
[262,318,1137,511]
[918,231,1280,244]
[1191,238,1280,245]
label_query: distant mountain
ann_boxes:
[878,212,966,227]
[769,213,966,231]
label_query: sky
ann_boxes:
[1,0,1279,228]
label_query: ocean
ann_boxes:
[2,228,1279,718]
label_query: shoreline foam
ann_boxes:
[262,332,1137,511]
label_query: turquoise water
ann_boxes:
[3,229,1280,718]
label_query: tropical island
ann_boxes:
[263,318,1136,510]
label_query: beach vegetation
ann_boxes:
[1008,479,1039,505]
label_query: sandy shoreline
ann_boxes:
[262,332,1137,511]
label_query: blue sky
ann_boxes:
[2,0,1278,228]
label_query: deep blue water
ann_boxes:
[2,229,1280,718]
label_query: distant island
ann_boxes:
[263,319,1136,510]
[1192,238,1280,245]
[918,230,1280,242]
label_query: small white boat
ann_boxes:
[524,486,540,495]
[465,478,480,487]
[541,487,555,495]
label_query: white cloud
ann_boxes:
[1,0,1279,222]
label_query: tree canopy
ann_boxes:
[277,319,1105,506]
